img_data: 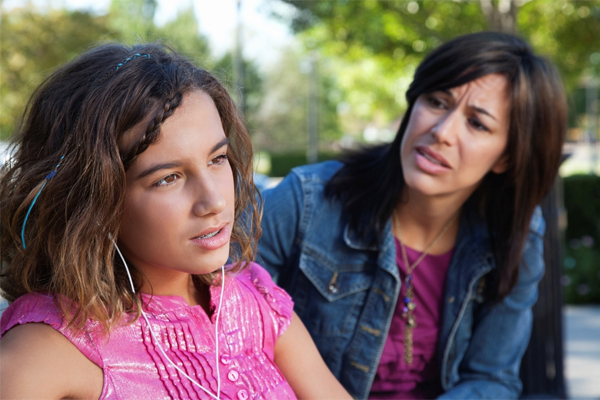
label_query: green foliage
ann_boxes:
[269,151,339,177]
[0,1,213,141]
[562,174,600,304]
[107,1,210,61]
[0,8,116,139]
[251,48,342,153]
[518,1,600,91]
[275,0,600,138]
[211,52,264,133]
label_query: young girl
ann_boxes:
[258,32,566,399]
[0,43,350,400]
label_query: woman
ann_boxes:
[257,32,566,399]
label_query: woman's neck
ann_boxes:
[394,188,466,254]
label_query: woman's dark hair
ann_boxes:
[326,31,567,300]
[0,42,260,331]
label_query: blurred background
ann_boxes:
[1,0,599,398]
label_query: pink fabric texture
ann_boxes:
[0,262,297,400]
[370,239,453,400]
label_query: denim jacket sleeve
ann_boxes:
[256,171,304,283]
[439,209,546,399]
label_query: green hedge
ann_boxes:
[562,174,600,304]
[268,151,339,177]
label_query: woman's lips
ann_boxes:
[190,224,230,251]
[414,147,451,174]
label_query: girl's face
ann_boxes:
[400,73,510,202]
[118,90,235,279]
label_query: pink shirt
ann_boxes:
[370,239,453,400]
[1,263,297,400]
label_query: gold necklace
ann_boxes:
[393,210,459,364]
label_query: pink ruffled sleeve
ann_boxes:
[0,293,103,367]
[246,262,294,338]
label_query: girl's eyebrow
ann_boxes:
[135,137,230,180]
[136,162,183,180]
[211,137,230,153]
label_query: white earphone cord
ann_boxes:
[112,239,223,400]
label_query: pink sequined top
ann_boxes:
[0,262,297,400]
[370,239,453,400]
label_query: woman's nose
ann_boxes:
[430,109,459,145]
[192,176,227,217]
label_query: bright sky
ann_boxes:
[3,0,296,67]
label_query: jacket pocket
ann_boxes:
[292,245,376,338]
[299,245,375,302]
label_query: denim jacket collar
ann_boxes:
[343,220,400,280]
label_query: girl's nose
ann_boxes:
[192,176,227,217]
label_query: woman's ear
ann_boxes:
[491,154,509,174]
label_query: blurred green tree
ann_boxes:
[107,1,210,61]
[250,48,342,153]
[0,2,213,141]
[274,0,600,137]
[0,8,116,139]
[212,52,264,134]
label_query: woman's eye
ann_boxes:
[468,118,490,132]
[208,154,228,166]
[426,95,446,109]
[154,174,178,187]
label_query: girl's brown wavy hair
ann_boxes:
[0,42,261,332]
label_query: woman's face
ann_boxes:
[118,90,235,279]
[400,73,510,202]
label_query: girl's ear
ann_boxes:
[491,154,509,174]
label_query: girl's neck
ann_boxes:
[140,272,210,314]
[394,188,466,254]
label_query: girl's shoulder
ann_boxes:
[0,292,103,366]
[230,262,294,337]
[1,293,62,336]
[0,294,104,399]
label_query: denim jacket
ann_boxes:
[257,161,545,400]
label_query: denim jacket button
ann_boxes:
[328,282,339,294]
[448,296,455,303]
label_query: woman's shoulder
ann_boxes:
[287,160,343,187]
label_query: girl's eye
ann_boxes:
[208,154,228,166]
[468,118,490,132]
[154,174,178,187]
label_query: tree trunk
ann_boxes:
[479,0,518,34]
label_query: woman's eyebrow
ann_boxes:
[471,105,497,121]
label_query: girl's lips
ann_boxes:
[190,224,230,251]
[414,147,451,175]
